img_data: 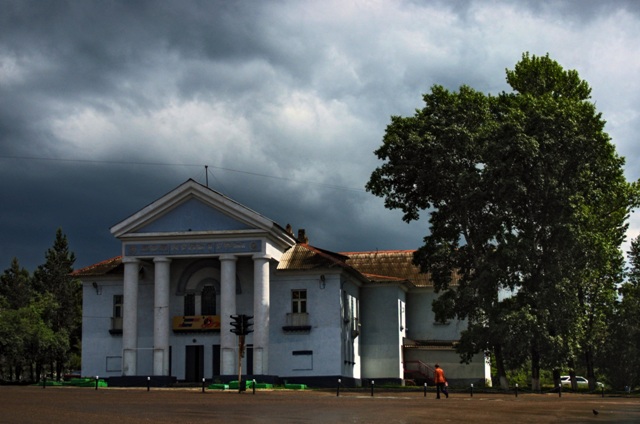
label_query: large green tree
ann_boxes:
[32,228,81,379]
[601,236,640,389]
[0,258,65,382]
[0,294,65,382]
[495,54,633,390]
[367,53,636,390]
[0,257,33,380]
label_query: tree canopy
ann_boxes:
[367,53,638,390]
[0,229,80,382]
[601,235,640,389]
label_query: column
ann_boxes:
[122,257,140,376]
[252,254,270,375]
[153,257,171,376]
[219,255,237,375]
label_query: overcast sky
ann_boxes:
[2,0,640,272]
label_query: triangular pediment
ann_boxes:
[133,197,252,233]
[110,179,287,240]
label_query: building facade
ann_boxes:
[75,179,490,386]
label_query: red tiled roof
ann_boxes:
[72,256,123,277]
[342,250,461,288]
[341,250,432,287]
[278,246,445,288]
[277,244,352,271]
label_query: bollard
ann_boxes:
[470,383,474,397]
[371,380,375,397]
[515,383,518,398]
[337,378,341,397]
[202,377,206,393]
[253,379,256,395]
[424,382,427,398]
[147,376,151,392]
[601,385,604,398]
[42,376,46,389]
[558,383,562,398]
[95,376,99,391]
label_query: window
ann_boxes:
[350,296,360,337]
[291,350,313,370]
[283,290,310,332]
[113,295,123,318]
[110,295,123,334]
[292,290,307,313]
[184,293,195,316]
[201,285,216,315]
[106,356,122,372]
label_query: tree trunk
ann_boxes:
[568,358,577,391]
[530,348,541,392]
[494,345,510,390]
[56,358,63,381]
[585,348,597,391]
[36,362,43,383]
[552,368,561,390]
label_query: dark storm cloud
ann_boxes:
[1,0,640,271]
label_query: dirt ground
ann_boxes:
[1,386,639,423]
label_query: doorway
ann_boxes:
[246,345,253,375]
[212,344,220,377]
[185,345,204,382]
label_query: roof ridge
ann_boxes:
[70,255,122,275]
[341,249,417,255]
[361,272,408,281]
[299,243,351,268]
[72,255,122,275]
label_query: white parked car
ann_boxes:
[560,376,604,387]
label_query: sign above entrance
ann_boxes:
[173,315,220,332]
[124,240,262,257]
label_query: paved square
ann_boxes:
[2,386,639,423]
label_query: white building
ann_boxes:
[75,179,490,387]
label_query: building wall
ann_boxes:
[360,285,405,380]
[81,275,154,378]
[405,289,466,341]
[403,348,491,386]
[81,268,491,385]
[404,289,490,386]
[340,278,361,380]
[268,271,345,379]
[81,278,123,378]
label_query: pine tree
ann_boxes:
[32,228,80,379]
[0,257,32,309]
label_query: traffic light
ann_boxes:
[242,315,254,335]
[230,314,254,335]
[230,314,244,335]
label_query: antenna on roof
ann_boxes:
[205,165,209,187]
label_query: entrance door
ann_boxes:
[246,345,253,376]
[212,344,220,377]
[185,345,204,382]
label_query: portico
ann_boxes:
[121,250,274,377]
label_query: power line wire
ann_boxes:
[0,154,367,193]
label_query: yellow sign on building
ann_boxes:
[172,315,220,331]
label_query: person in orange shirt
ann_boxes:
[434,364,448,399]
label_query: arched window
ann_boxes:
[184,293,195,316]
[201,285,216,315]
